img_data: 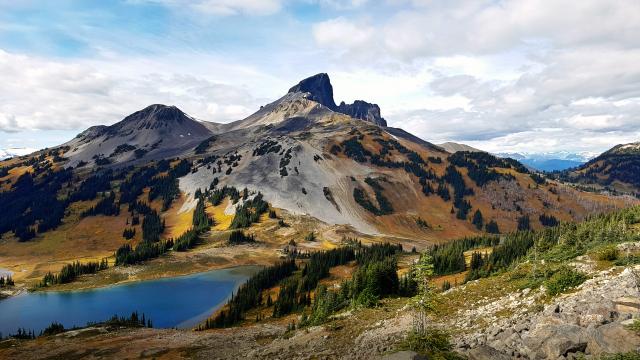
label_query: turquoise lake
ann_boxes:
[0,266,260,337]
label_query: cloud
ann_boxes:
[0,113,19,133]
[314,0,640,59]
[132,0,284,16]
[0,49,273,133]
[314,0,369,9]
[384,44,640,154]
[312,17,374,50]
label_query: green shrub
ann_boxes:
[598,352,640,360]
[545,267,587,296]
[625,319,640,334]
[399,329,464,359]
[355,287,379,307]
[595,245,619,261]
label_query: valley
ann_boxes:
[0,74,639,359]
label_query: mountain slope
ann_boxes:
[437,142,484,154]
[555,142,640,193]
[63,104,213,167]
[172,75,630,237]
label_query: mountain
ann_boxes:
[437,142,484,153]
[556,141,640,192]
[497,152,589,172]
[520,158,584,172]
[63,104,213,166]
[11,73,624,235]
[286,73,387,126]
[0,73,633,292]
[437,145,586,171]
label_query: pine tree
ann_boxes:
[472,209,484,230]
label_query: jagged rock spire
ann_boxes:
[288,73,337,110]
[288,73,387,127]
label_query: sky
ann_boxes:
[1,0,639,158]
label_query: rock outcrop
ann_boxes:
[288,73,387,126]
[288,73,337,110]
[337,100,387,127]
[454,265,640,359]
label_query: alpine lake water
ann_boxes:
[0,265,261,336]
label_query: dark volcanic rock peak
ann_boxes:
[288,73,337,110]
[337,100,387,127]
[288,73,387,127]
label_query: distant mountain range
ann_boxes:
[554,142,640,193]
[0,148,37,160]
[437,142,591,172]
[496,152,592,172]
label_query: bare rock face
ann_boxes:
[288,73,387,127]
[337,100,387,127]
[466,345,512,360]
[288,73,337,110]
[587,322,640,355]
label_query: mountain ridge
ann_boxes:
[1,73,631,238]
[555,141,640,193]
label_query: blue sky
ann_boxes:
[1,0,640,157]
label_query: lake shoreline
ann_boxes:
[0,265,262,336]
[4,242,280,299]
[29,262,265,295]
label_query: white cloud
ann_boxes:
[313,0,640,60]
[0,49,275,133]
[314,0,369,10]
[133,0,284,16]
[312,17,374,50]
[384,44,640,153]
[191,0,283,16]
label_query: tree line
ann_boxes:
[0,275,14,287]
[434,206,640,282]
[199,259,298,329]
[301,242,416,326]
[39,259,109,287]
[429,236,500,275]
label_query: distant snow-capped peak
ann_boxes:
[0,148,37,160]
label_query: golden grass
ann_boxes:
[0,165,32,190]
[0,201,132,284]
[208,198,234,231]
[464,247,493,265]
[163,194,194,239]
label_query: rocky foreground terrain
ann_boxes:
[457,266,640,359]
[3,244,639,359]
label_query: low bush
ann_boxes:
[545,267,587,296]
[399,328,464,359]
[595,245,619,261]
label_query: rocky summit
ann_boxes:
[288,73,387,126]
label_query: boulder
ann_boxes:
[465,345,511,360]
[614,297,640,315]
[523,324,588,358]
[586,322,640,356]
